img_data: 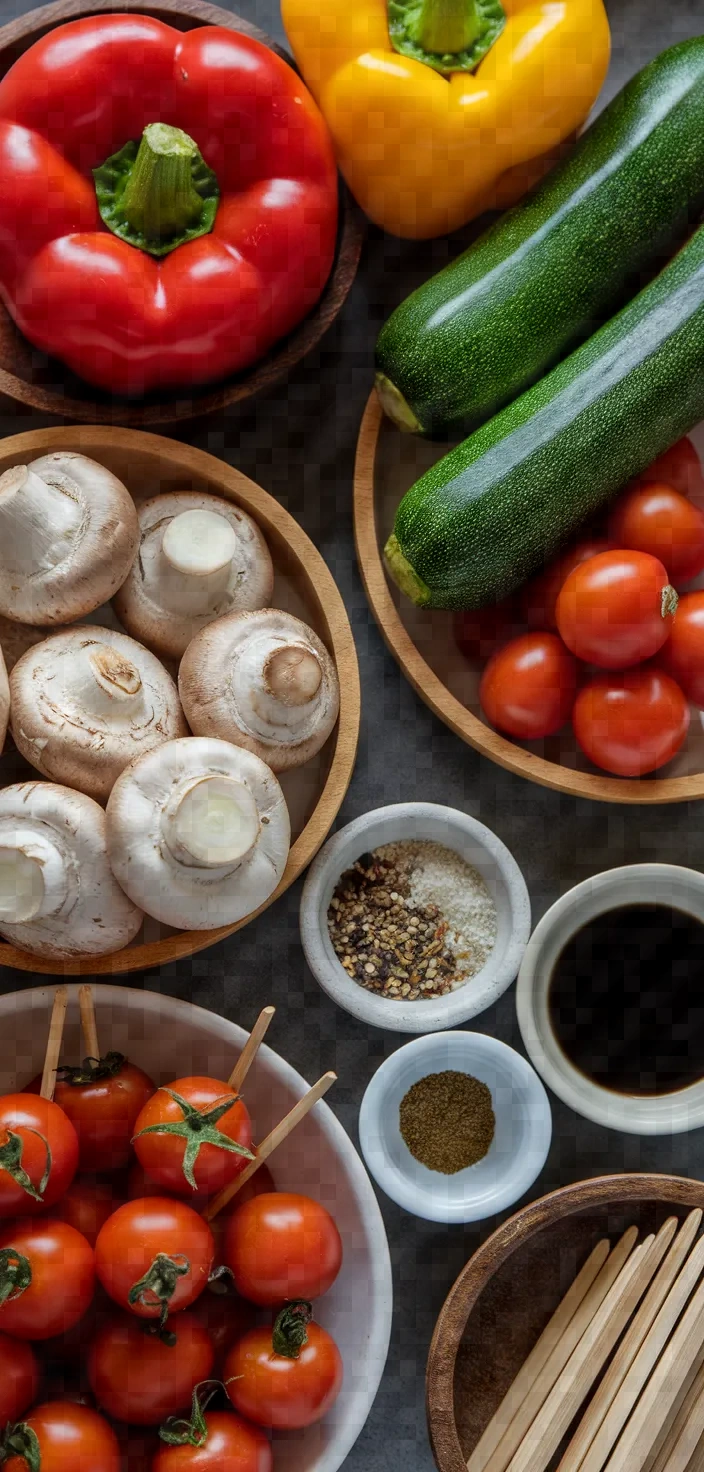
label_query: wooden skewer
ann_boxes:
[203,1071,337,1222]
[602,1257,704,1472]
[466,1240,612,1472]
[40,986,69,1100]
[647,1354,704,1472]
[227,1006,275,1093]
[686,1426,704,1472]
[478,1227,640,1472]
[582,1231,704,1472]
[659,1370,704,1472]
[560,1213,700,1472]
[506,1228,668,1472]
[78,984,100,1061]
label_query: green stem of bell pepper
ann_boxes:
[414,0,481,54]
[120,124,205,241]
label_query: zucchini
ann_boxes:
[385,222,704,610]
[375,38,704,438]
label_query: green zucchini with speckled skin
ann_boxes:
[375,38,704,438]
[384,222,704,610]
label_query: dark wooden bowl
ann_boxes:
[426,1173,704,1472]
[0,0,365,427]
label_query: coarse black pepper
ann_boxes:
[399,1070,495,1173]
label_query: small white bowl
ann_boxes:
[300,803,531,1032]
[517,863,704,1136]
[358,1031,552,1223]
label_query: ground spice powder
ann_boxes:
[399,1070,496,1173]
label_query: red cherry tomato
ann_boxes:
[453,597,517,659]
[638,437,704,499]
[0,1218,94,1340]
[659,591,704,706]
[88,1310,215,1425]
[520,538,612,631]
[153,1409,272,1472]
[0,1333,38,1422]
[479,632,577,740]
[132,1077,253,1199]
[26,1055,155,1173]
[54,1174,125,1247]
[0,1093,78,1216]
[607,482,704,583]
[226,1306,342,1430]
[42,1283,115,1365]
[2,1401,120,1472]
[225,1193,343,1307]
[188,1285,256,1365]
[556,550,677,668]
[95,1198,214,1322]
[573,668,690,776]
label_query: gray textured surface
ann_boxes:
[0,0,702,1466]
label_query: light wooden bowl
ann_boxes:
[0,0,365,428]
[426,1173,704,1472]
[354,392,704,803]
[0,426,360,976]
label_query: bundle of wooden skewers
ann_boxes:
[467,1210,704,1472]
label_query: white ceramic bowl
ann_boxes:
[358,1032,552,1223]
[516,863,704,1135]
[0,984,392,1472]
[300,804,531,1033]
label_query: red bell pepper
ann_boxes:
[0,14,338,396]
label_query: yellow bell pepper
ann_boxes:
[281,0,611,238]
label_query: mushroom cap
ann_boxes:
[0,782,143,958]
[106,736,291,930]
[113,491,274,659]
[10,625,188,804]
[178,609,340,771]
[0,452,139,625]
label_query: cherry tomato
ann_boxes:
[453,597,518,659]
[556,550,677,669]
[42,1284,115,1365]
[88,1310,215,1425]
[225,1305,343,1430]
[2,1401,120,1472]
[54,1174,125,1247]
[520,539,612,631]
[153,1410,272,1472]
[573,668,690,776]
[132,1077,253,1198]
[189,1285,256,1365]
[0,1093,78,1216]
[126,1160,276,1258]
[226,1193,342,1307]
[0,1332,38,1422]
[95,1198,214,1322]
[0,1218,94,1340]
[26,1055,155,1174]
[479,633,577,740]
[638,437,704,499]
[607,482,704,584]
[659,591,704,706]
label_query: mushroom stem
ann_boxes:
[263,645,323,707]
[70,643,145,721]
[159,510,239,616]
[0,837,67,923]
[163,775,260,868]
[0,466,82,577]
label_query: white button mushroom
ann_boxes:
[113,492,274,659]
[105,736,291,929]
[0,782,143,959]
[0,453,139,625]
[178,609,340,771]
[10,626,188,803]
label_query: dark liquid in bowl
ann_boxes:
[547,903,704,1095]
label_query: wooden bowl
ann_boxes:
[0,0,365,428]
[426,1173,704,1472]
[0,426,360,976]
[355,392,704,803]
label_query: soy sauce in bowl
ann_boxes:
[547,903,704,1095]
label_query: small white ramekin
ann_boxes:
[358,1031,552,1222]
[517,863,704,1136]
[300,803,531,1033]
